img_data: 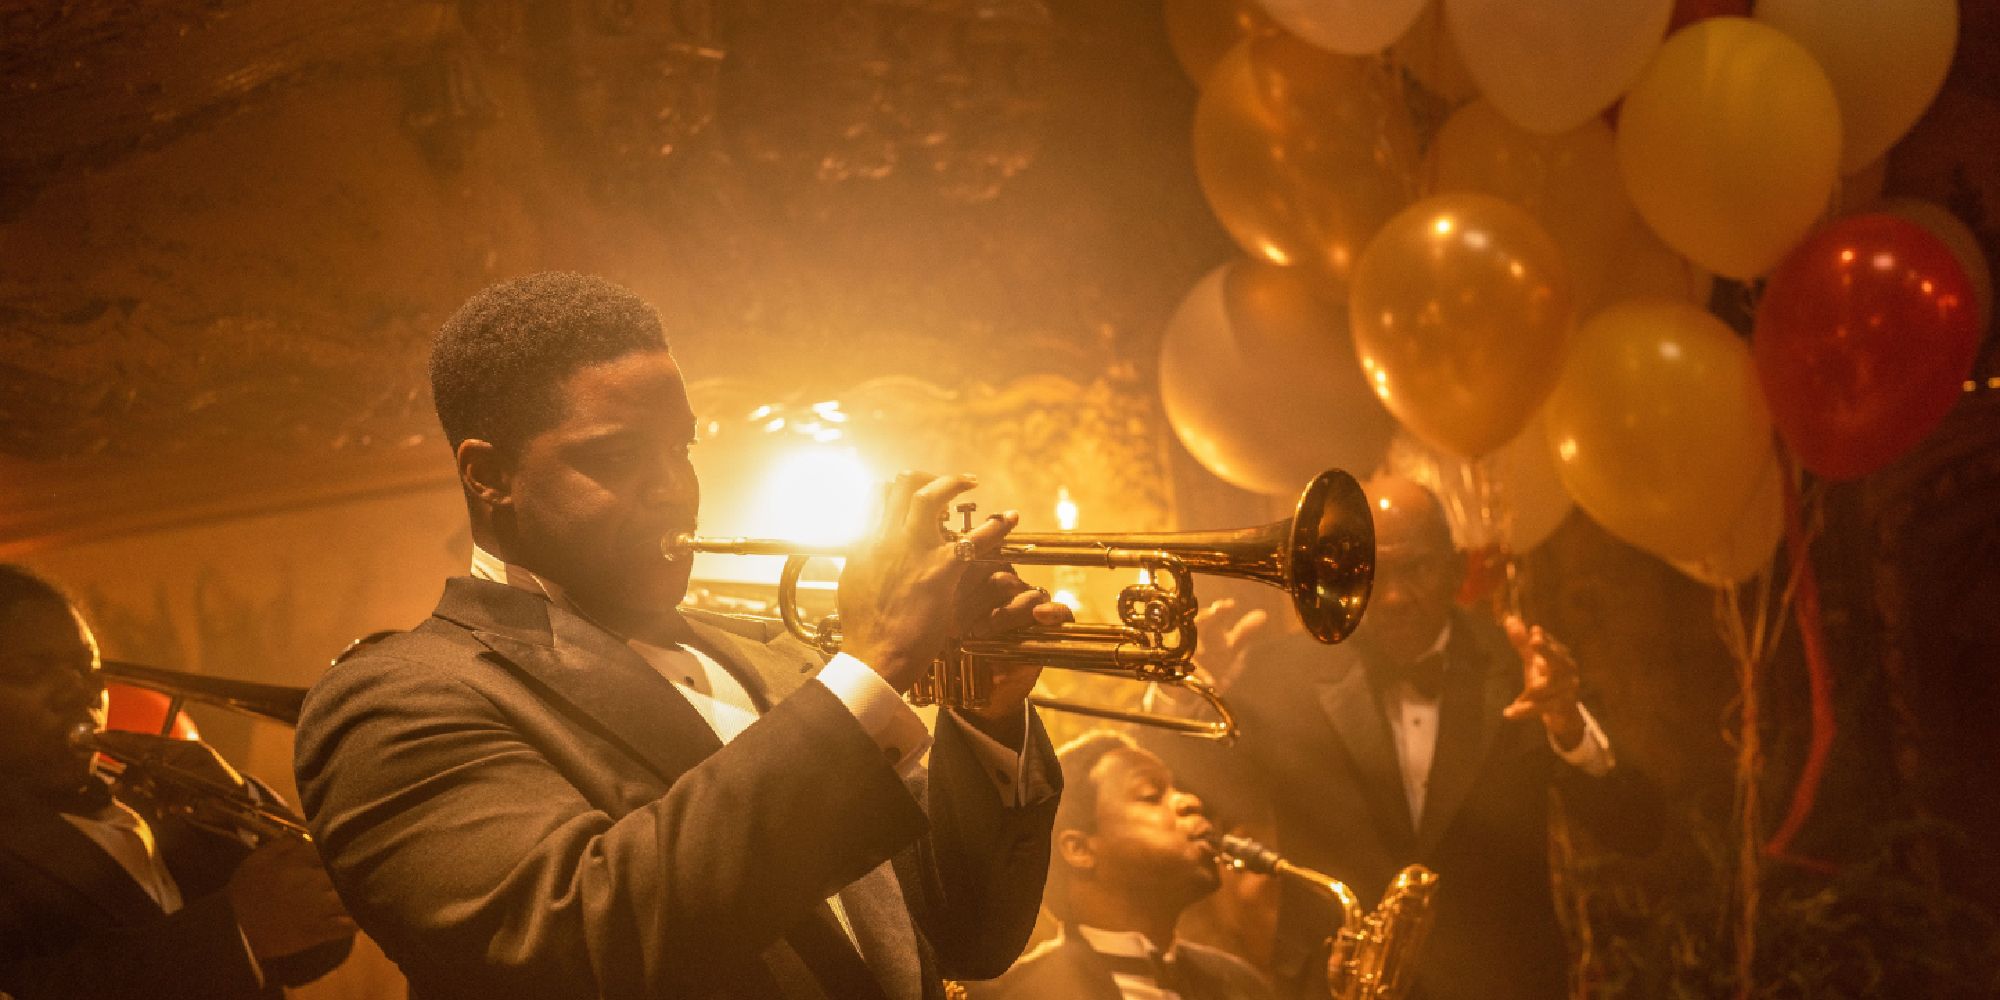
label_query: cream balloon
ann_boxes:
[1256,0,1428,56]
[1756,0,1958,172]
[1617,18,1842,279]
[1445,0,1672,134]
[1876,196,1994,336]
[1671,452,1785,587]
[1543,297,1773,563]
[1425,101,1636,307]
[1386,413,1574,554]
[1160,261,1397,496]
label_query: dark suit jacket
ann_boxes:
[0,783,348,1000]
[966,930,1276,1000]
[294,576,1061,1000]
[1150,610,1662,1000]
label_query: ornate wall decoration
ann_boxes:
[723,0,1053,203]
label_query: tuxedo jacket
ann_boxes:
[293,576,1061,1000]
[966,929,1277,1000]
[0,784,349,1000]
[1150,610,1662,1000]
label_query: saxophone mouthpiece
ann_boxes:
[1211,832,1284,875]
[661,532,696,563]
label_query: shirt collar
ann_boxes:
[1072,924,1176,962]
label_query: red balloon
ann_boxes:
[1754,214,1980,480]
[105,683,201,739]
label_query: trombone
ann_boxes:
[665,469,1376,740]
[75,660,315,844]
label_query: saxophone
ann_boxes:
[1212,834,1439,1000]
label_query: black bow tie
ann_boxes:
[1399,651,1448,700]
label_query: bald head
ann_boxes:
[1353,474,1460,662]
[1365,474,1453,557]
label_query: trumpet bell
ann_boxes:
[1288,469,1377,644]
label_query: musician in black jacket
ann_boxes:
[1150,477,1665,1000]
[970,730,1276,1000]
[294,271,1071,999]
[0,565,354,1000]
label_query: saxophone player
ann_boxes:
[0,565,354,1000]
[969,730,1278,1000]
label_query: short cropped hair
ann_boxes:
[1043,729,1144,921]
[0,564,70,618]
[428,272,669,452]
[1053,729,1142,836]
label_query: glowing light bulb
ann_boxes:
[747,446,876,545]
[1055,487,1079,532]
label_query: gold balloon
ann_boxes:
[1194,34,1420,286]
[1543,298,1773,563]
[1616,18,1842,279]
[1164,0,1277,86]
[1349,192,1574,459]
[1671,453,1784,588]
[1160,261,1397,496]
[1425,100,1636,307]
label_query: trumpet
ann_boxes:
[76,659,316,844]
[1212,834,1438,1000]
[664,469,1375,740]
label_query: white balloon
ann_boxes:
[1756,0,1958,172]
[1159,263,1396,496]
[1445,0,1671,134]
[1256,0,1428,56]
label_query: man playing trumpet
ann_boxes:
[294,272,1071,999]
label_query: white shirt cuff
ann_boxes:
[815,653,932,774]
[236,923,266,988]
[948,707,1029,808]
[1551,704,1616,777]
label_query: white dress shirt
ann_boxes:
[1071,925,1185,1000]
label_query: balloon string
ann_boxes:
[1761,454,1837,870]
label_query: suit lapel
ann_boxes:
[0,793,163,926]
[1315,661,1418,852]
[438,578,725,785]
[1414,621,1510,858]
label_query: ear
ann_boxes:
[456,438,514,511]
[1055,828,1096,877]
